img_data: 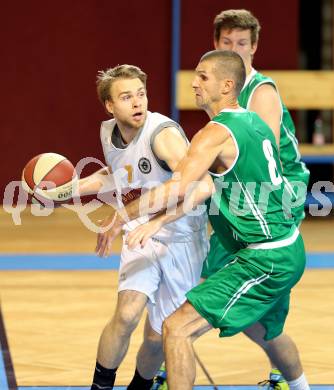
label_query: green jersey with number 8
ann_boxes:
[238,70,309,224]
[208,108,295,247]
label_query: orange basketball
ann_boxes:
[22,152,77,203]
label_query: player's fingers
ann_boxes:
[127,231,141,249]
[134,234,145,249]
[126,233,134,248]
[127,226,142,245]
[125,234,131,246]
[104,240,112,258]
[141,233,150,247]
[98,233,108,257]
[95,219,108,253]
[95,233,102,253]
[96,241,103,257]
[108,228,118,244]
[96,230,106,253]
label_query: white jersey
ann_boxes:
[100,111,207,242]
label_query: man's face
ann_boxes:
[106,78,148,130]
[214,28,257,73]
[192,60,223,110]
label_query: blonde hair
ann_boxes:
[96,64,147,105]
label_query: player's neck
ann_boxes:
[116,124,139,144]
[208,98,239,118]
[246,65,253,76]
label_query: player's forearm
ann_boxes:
[78,167,110,196]
[182,173,213,211]
[118,173,213,229]
[147,201,184,227]
[123,166,208,224]
[160,173,213,225]
[117,175,187,226]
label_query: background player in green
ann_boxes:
[97,50,310,390]
[213,9,310,221]
[199,9,311,388]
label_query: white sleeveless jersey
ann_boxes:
[100,111,207,242]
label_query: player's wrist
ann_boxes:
[115,209,128,227]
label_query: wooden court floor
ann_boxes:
[0,207,334,387]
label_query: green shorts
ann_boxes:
[202,191,305,279]
[201,232,235,279]
[187,232,306,340]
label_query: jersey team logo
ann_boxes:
[138,157,151,174]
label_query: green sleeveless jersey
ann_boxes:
[207,108,295,248]
[238,70,310,188]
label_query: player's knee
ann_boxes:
[114,305,142,335]
[162,311,185,341]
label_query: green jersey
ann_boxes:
[238,70,310,189]
[207,108,294,248]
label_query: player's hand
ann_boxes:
[95,212,124,257]
[126,219,163,249]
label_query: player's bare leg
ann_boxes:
[97,290,148,368]
[135,316,164,379]
[163,301,212,390]
[91,290,148,389]
[244,321,312,390]
[244,322,303,380]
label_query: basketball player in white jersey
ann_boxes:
[78,64,209,390]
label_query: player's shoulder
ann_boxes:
[193,120,230,145]
[100,117,115,129]
[252,70,275,84]
[251,82,280,107]
[247,71,276,94]
[150,111,177,126]
[100,118,116,140]
[149,112,185,140]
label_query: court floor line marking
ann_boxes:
[0,254,120,270]
[0,304,17,390]
[16,385,334,389]
[0,253,333,270]
[0,340,9,390]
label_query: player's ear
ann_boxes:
[251,40,258,56]
[105,99,114,115]
[221,78,234,94]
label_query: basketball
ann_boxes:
[22,152,77,203]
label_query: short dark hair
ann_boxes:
[96,64,147,105]
[200,50,246,96]
[214,9,261,45]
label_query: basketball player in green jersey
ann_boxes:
[205,9,310,272]
[198,10,311,388]
[152,10,310,389]
[96,50,310,390]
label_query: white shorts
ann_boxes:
[118,229,208,334]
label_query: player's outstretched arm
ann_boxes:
[77,166,111,196]
[249,84,281,149]
[95,122,228,257]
